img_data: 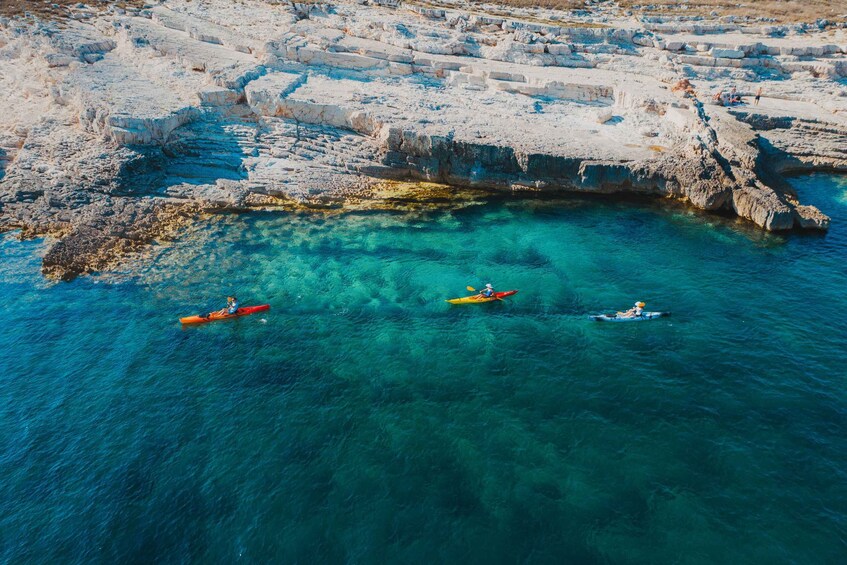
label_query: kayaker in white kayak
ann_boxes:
[477,283,495,298]
[618,301,645,318]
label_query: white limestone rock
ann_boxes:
[710,47,745,59]
[244,72,306,116]
[1,0,844,278]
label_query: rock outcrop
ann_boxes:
[1,0,844,279]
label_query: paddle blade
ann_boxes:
[466,286,476,291]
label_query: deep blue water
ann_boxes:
[1,174,846,563]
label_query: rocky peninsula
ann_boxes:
[1,0,845,279]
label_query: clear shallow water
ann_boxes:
[1,174,846,563]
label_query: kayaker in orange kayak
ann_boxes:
[182,302,268,324]
[213,295,239,317]
[477,283,495,299]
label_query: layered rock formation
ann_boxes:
[1,0,845,279]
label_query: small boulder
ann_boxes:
[546,44,571,56]
[794,205,831,229]
[710,47,745,59]
[513,30,535,44]
[595,109,614,124]
[632,34,653,47]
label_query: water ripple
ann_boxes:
[0,175,846,562]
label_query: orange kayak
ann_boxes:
[179,304,270,325]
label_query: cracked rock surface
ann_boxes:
[1,0,844,279]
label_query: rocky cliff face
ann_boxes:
[1,0,844,279]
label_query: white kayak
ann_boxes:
[589,311,670,322]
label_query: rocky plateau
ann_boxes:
[1,0,846,279]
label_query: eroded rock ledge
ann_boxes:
[1,0,844,279]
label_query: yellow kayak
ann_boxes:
[446,290,518,304]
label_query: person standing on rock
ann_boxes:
[754,87,763,106]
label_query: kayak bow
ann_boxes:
[179,304,270,325]
[446,290,518,304]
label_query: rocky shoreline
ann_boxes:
[1,0,845,280]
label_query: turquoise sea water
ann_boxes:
[1,174,846,563]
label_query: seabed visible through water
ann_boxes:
[1,174,845,562]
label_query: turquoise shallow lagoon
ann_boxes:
[1,174,846,563]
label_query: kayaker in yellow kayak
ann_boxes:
[477,283,495,299]
[618,301,645,318]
